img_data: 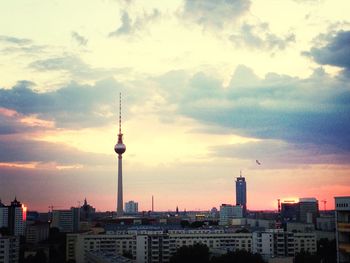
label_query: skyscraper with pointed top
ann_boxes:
[236,171,247,216]
[114,93,126,217]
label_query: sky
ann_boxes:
[0,0,350,212]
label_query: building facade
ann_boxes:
[67,228,316,263]
[235,173,247,214]
[219,204,243,225]
[0,201,8,228]
[335,196,350,263]
[125,201,138,214]
[7,198,26,236]
[0,235,19,263]
[26,222,50,244]
[298,198,319,224]
[252,229,316,260]
[52,207,80,233]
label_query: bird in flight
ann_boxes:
[256,160,261,165]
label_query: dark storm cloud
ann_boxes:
[109,9,160,37]
[71,31,88,46]
[158,65,350,153]
[0,137,113,165]
[0,78,123,128]
[305,30,350,74]
[230,23,295,51]
[181,0,250,29]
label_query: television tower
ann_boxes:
[114,93,126,217]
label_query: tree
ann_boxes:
[294,250,320,263]
[122,250,133,259]
[24,249,47,263]
[170,243,210,263]
[317,238,336,263]
[0,227,10,235]
[211,250,266,263]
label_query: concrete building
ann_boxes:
[125,201,138,214]
[236,172,247,214]
[219,204,243,225]
[67,227,317,263]
[52,207,80,233]
[0,235,19,263]
[298,198,319,224]
[67,228,252,263]
[7,198,26,236]
[86,251,134,263]
[246,218,276,229]
[335,196,350,263]
[26,222,50,244]
[0,200,8,228]
[286,222,315,233]
[316,215,335,231]
[281,201,299,221]
[81,198,96,222]
[252,229,316,261]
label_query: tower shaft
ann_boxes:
[117,155,123,216]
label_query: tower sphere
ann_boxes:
[114,142,126,154]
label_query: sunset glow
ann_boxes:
[0,0,349,212]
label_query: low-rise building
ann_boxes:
[253,229,316,261]
[86,251,134,263]
[67,227,317,263]
[67,228,252,263]
[219,204,243,225]
[125,201,138,214]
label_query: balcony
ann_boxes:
[339,243,350,253]
[338,223,350,232]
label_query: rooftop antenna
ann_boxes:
[321,200,327,211]
[152,195,154,212]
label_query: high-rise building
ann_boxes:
[125,201,138,214]
[7,198,26,236]
[236,172,247,215]
[52,208,80,233]
[298,198,319,224]
[0,200,8,228]
[114,93,126,217]
[281,201,299,221]
[335,196,350,263]
[80,198,96,221]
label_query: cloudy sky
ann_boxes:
[0,0,349,212]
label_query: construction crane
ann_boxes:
[48,205,62,213]
[321,200,327,211]
[48,205,62,223]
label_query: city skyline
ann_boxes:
[0,0,350,212]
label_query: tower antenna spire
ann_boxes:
[119,92,122,135]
